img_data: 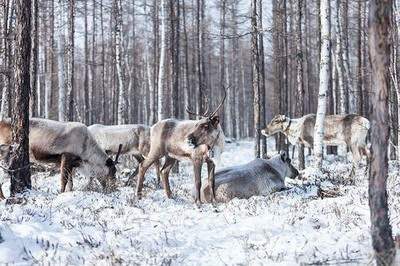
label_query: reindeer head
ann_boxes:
[261,114,289,136]
[278,151,299,179]
[186,88,227,148]
[102,144,123,192]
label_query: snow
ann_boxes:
[1,140,400,265]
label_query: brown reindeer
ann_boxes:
[261,114,370,174]
[0,118,122,193]
[88,124,161,183]
[129,91,226,206]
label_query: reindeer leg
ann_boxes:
[135,156,158,199]
[155,160,161,186]
[0,183,5,200]
[60,154,74,193]
[193,159,203,207]
[205,157,216,204]
[160,157,177,198]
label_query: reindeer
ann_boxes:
[261,114,370,173]
[88,124,161,183]
[199,152,299,203]
[0,118,122,193]
[129,91,226,206]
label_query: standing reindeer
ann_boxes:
[88,124,161,182]
[261,114,370,174]
[0,118,122,193]
[129,91,226,206]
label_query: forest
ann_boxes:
[0,0,399,265]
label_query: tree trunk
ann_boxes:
[258,0,266,156]
[66,0,75,121]
[157,0,167,121]
[251,0,260,158]
[91,0,96,124]
[10,0,31,195]
[84,0,89,124]
[29,0,38,117]
[57,0,66,121]
[114,0,126,125]
[296,0,305,169]
[314,0,331,168]
[368,0,396,264]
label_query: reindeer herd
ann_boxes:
[0,91,371,206]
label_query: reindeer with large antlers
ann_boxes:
[0,118,123,193]
[129,89,226,206]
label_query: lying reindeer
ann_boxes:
[199,152,299,203]
[261,114,370,172]
[88,124,161,182]
[0,118,122,193]
[129,91,226,205]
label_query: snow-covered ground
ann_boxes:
[0,140,399,265]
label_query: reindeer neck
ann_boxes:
[281,119,301,145]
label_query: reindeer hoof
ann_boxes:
[136,192,143,200]
[194,199,202,208]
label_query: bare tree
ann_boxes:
[9,0,31,195]
[57,0,66,121]
[296,0,305,169]
[313,0,331,168]
[29,0,38,117]
[368,0,396,264]
[157,0,167,121]
[251,0,260,158]
[66,0,75,121]
[114,0,127,124]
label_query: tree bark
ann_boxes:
[114,0,127,124]
[251,0,260,158]
[368,0,396,264]
[10,0,31,195]
[296,0,305,169]
[66,0,75,121]
[29,0,38,117]
[314,0,331,168]
[157,0,167,121]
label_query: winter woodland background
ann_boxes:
[3,0,400,154]
[1,0,400,265]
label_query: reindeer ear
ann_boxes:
[210,116,220,126]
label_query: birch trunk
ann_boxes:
[114,0,126,125]
[296,0,305,169]
[57,0,66,121]
[313,0,331,168]
[251,0,260,158]
[157,0,166,121]
[66,0,75,121]
[335,0,345,115]
[29,0,38,117]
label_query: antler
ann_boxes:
[208,85,228,118]
[114,144,123,164]
[185,92,210,117]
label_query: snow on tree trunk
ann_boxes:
[115,0,126,125]
[157,0,167,121]
[313,0,331,168]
